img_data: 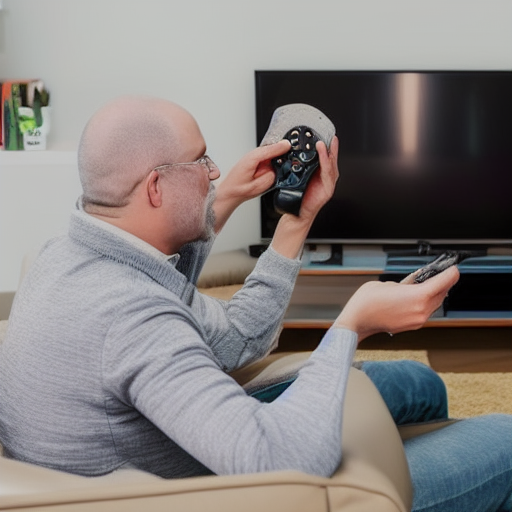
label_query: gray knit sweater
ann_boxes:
[0,207,357,478]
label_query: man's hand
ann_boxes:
[213,140,291,232]
[296,137,340,222]
[334,265,460,342]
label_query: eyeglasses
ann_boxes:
[153,155,218,176]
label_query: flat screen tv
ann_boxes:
[256,70,512,247]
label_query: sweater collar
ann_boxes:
[68,205,195,304]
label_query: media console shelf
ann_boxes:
[283,309,512,329]
[283,256,512,329]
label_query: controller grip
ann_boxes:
[273,189,304,216]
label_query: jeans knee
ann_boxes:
[360,360,448,423]
[410,361,447,397]
[402,361,448,417]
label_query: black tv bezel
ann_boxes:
[255,69,512,248]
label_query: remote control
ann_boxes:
[414,251,469,283]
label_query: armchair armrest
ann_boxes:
[232,351,413,511]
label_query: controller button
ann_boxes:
[299,151,317,163]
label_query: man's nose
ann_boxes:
[209,166,221,181]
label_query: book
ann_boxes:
[1,80,50,150]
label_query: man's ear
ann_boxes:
[147,170,163,207]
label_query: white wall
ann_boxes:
[0,0,511,291]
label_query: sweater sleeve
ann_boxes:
[104,315,357,478]
[190,246,302,371]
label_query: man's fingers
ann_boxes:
[418,265,460,299]
[252,170,276,189]
[329,135,339,159]
[254,140,291,162]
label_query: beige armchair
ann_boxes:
[1,334,455,512]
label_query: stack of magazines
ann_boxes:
[0,80,50,150]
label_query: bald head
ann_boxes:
[78,96,202,208]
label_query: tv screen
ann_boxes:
[256,70,512,246]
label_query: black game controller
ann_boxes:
[271,126,320,216]
[414,251,470,283]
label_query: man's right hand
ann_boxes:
[333,265,460,342]
[296,136,340,223]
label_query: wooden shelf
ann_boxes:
[286,265,512,329]
[426,317,512,328]
[0,149,76,166]
[299,267,383,276]
[283,316,512,330]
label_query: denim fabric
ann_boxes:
[250,360,448,424]
[357,360,448,425]
[249,379,297,403]
[405,414,512,512]
[250,361,512,511]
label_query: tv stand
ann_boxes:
[384,241,492,259]
[284,245,512,329]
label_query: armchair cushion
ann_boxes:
[196,249,257,288]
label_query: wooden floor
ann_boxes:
[277,327,512,373]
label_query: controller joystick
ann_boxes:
[272,126,320,216]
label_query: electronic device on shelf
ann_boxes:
[256,70,512,250]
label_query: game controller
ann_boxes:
[414,251,470,283]
[271,125,320,216]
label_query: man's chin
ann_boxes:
[199,216,216,241]
[191,185,216,243]
[193,210,216,243]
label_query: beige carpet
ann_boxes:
[354,349,512,418]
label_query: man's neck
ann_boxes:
[86,207,179,256]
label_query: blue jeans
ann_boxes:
[341,362,512,511]
[405,414,512,512]
[250,360,512,512]
[357,360,448,425]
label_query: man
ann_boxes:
[1,96,511,511]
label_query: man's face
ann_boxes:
[162,111,220,246]
[161,160,218,247]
